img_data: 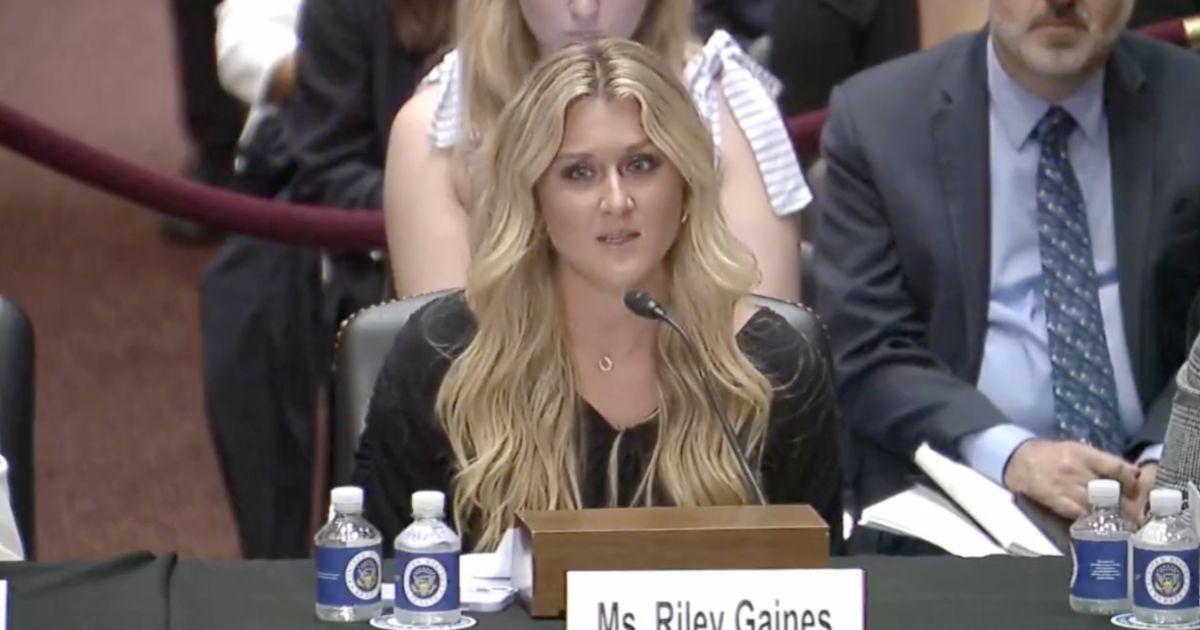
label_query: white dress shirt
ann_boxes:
[215,0,302,143]
[961,39,1160,485]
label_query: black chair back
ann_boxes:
[331,291,832,488]
[0,297,35,558]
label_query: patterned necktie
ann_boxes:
[1034,106,1125,454]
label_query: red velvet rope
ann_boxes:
[786,109,827,165]
[0,100,386,250]
[1138,18,1188,48]
[0,18,1191,251]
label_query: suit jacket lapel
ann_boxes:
[931,33,992,377]
[1105,37,1155,401]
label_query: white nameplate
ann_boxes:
[566,569,865,630]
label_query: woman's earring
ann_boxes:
[680,211,689,225]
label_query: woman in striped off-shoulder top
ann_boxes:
[382,0,811,303]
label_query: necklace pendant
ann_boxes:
[598,355,614,372]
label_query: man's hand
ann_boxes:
[1003,439,1139,520]
[1123,463,1158,526]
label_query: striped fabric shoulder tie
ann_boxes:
[425,36,812,216]
[423,49,463,150]
[685,30,812,216]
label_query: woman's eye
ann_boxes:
[625,154,659,174]
[562,164,595,181]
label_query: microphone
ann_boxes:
[622,290,669,320]
[623,290,768,506]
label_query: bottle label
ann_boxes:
[1133,547,1200,610]
[316,545,383,607]
[1071,539,1128,601]
[395,550,460,612]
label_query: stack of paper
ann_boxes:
[459,529,517,607]
[860,484,1006,557]
[915,444,1062,556]
[858,443,1063,558]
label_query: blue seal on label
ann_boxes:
[1133,548,1200,610]
[1071,539,1128,601]
[395,550,460,612]
[316,545,383,607]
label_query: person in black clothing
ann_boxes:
[695,0,776,44]
[768,0,918,116]
[166,0,245,242]
[199,0,453,559]
[353,40,843,553]
[285,0,450,210]
[768,0,1200,116]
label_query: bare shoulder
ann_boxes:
[384,82,463,210]
[386,84,455,188]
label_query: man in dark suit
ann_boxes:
[166,0,243,243]
[816,0,1200,525]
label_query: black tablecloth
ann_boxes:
[0,555,1123,630]
[0,552,174,629]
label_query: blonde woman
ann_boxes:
[354,40,841,553]
[383,0,811,302]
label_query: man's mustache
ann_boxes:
[1032,2,1090,29]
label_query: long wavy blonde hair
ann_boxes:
[455,0,693,144]
[433,39,774,551]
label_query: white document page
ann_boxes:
[860,484,1008,557]
[915,443,1062,557]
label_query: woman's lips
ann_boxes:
[597,230,640,246]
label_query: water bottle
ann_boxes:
[1069,479,1133,614]
[1132,488,1200,625]
[314,486,384,622]
[394,490,462,626]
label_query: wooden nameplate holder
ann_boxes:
[511,505,830,618]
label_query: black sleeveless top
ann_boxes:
[351,293,843,551]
